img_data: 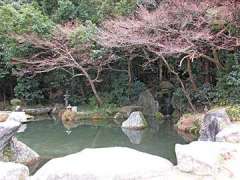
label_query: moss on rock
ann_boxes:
[155,112,164,121]
[226,105,240,121]
[2,144,14,162]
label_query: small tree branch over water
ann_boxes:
[97,0,240,111]
[12,23,115,106]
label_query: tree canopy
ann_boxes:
[0,0,239,113]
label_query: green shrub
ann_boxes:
[189,120,201,135]
[10,98,22,106]
[53,0,76,23]
[155,112,164,121]
[14,77,44,105]
[215,64,240,105]
[99,73,145,106]
[226,105,240,121]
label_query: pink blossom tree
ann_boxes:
[97,0,240,111]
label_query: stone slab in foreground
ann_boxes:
[216,124,240,143]
[0,161,29,180]
[176,141,240,179]
[32,147,173,180]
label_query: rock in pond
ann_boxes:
[176,141,240,179]
[122,111,148,130]
[10,137,40,166]
[137,89,159,116]
[113,105,143,124]
[199,108,231,141]
[0,161,29,180]
[24,107,53,116]
[216,124,240,143]
[32,147,173,180]
[0,120,21,152]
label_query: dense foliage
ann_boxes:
[0,0,239,114]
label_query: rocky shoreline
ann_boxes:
[1,108,240,180]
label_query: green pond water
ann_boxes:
[16,119,187,167]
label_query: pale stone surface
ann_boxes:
[0,113,9,122]
[17,124,27,133]
[113,106,143,124]
[176,141,240,179]
[71,106,78,112]
[216,124,240,143]
[122,111,148,129]
[10,137,40,165]
[7,112,28,123]
[0,120,21,151]
[121,128,145,144]
[0,161,29,180]
[32,147,173,180]
[149,167,214,180]
[199,108,231,141]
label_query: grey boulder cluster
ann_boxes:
[0,112,40,180]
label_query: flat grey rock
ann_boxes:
[32,147,173,180]
[0,161,29,180]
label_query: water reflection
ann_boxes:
[176,129,197,142]
[17,118,187,164]
[121,128,146,144]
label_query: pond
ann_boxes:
[16,118,187,173]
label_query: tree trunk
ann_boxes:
[128,59,132,97]
[159,60,163,81]
[77,65,103,106]
[187,60,197,90]
[203,61,210,84]
[212,48,223,69]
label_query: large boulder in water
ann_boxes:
[113,106,143,124]
[198,108,231,141]
[10,137,40,166]
[0,120,20,152]
[0,161,29,180]
[137,89,159,116]
[122,111,148,130]
[32,147,173,180]
[176,141,240,178]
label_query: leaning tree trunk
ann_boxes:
[203,61,210,84]
[159,60,163,81]
[128,59,132,97]
[77,65,103,106]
